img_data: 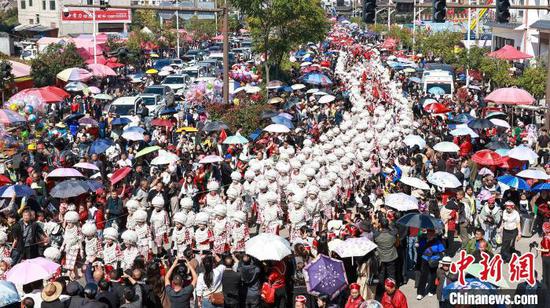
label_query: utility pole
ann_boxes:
[222,2,229,104]
[176,0,180,58]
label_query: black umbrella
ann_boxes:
[467,118,495,130]
[260,110,279,119]
[486,140,510,150]
[64,113,85,124]
[50,179,90,198]
[202,120,229,132]
[396,213,442,230]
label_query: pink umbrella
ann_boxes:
[56,68,93,82]
[47,168,84,179]
[87,63,117,78]
[487,45,533,61]
[87,86,101,94]
[73,162,100,171]
[484,87,535,105]
[6,257,60,284]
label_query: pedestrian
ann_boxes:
[221,255,242,308]
[435,257,457,308]
[344,283,364,308]
[40,282,64,308]
[416,229,445,300]
[164,257,197,307]
[10,209,48,264]
[381,278,408,308]
[501,201,522,262]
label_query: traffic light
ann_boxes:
[363,0,376,24]
[432,0,446,22]
[99,0,109,10]
[496,0,510,23]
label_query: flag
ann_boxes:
[219,129,227,143]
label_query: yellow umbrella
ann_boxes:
[176,126,198,133]
[150,53,160,58]
[268,97,284,105]
[146,69,158,74]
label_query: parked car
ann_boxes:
[137,93,164,116]
[107,96,141,122]
[143,85,175,107]
[161,74,190,97]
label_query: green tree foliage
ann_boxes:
[367,25,413,50]
[186,16,217,39]
[131,9,160,33]
[0,9,18,33]
[0,60,15,101]
[516,64,547,99]
[30,43,84,87]
[416,31,463,64]
[207,103,272,135]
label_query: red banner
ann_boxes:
[61,9,131,22]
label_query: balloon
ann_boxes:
[24,105,34,114]
[21,130,29,139]
[36,122,45,130]
[28,114,37,122]
[9,103,18,111]
[16,100,25,109]
[206,83,213,90]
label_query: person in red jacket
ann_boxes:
[381,278,408,308]
[344,283,364,308]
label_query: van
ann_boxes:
[422,69,454,96]
[107,96,142,122]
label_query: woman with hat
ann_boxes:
[381,278,408,308]
[500,200,521,262]
[102,227,122,270]
[535,222,550,290]
[435,256,457,308]
[212,207,229,254]
[41,281,64,308]
[344,283,364,308]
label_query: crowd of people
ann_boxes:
[1,17,550,308]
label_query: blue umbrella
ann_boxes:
[123,126,146,134]
[451,113,475,124]
[428,86,445,95]
[248,128,262,141]
[495,148,510,156]
[0,184,36,198]
[111,117,131,126]
[396,213,442,230]
[159,106,179,115]
[497,175,530,190]
[409,77,422,83]
[531,182,550,192]
[302,73,333,86]
[84,180,104,191]
[486,140,510,150]
[89,138,113,154]
[468,118,495,130]
[271,116,294,129]
[304,254,348,299]
[0,281,20,307]
[64,112,85,124]
[443,278,496,300]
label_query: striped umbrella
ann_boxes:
[0,109,26,125]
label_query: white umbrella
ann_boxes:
[427,171,462,188]
[433,141,460,153]
[291,84,306,90]
[245,86,261,94]
[306,88,320,94]
[399,176,431,190]
[507,145,538,163]
[300,62,312,67]
[313,91,328,96]
[328,239,344,252]
[333,237,377,258]
[231,87,246,94]
[318,95,336,104]
[264,124,290,133]
[516,168,549,180]
[151,150,180,165]
[489,118,510,129]
[245,233,291,261]
[403,134,426,149]
[121,131,144,141]
[385,193,419,211]
[199,155,224,164]
[450,126,479,138]
[73,162,100,171]
[46,168,84,179]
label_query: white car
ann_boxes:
[107,96,141,123]
[161,74,190,92]
[138,93,164,116]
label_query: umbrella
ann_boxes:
[110,166,132,185]
[451,113,475,123]
[424,102,449,114]
[484,87,535,105]
[245,86,262,94]
[89,138,113,154]
[93,93,113,100]
[78,116,99,126]
[399,176,431,190]
[403,135,426,149]
[0,281,20,307]
[428,87,445,95]
[85,179,103,192]
[497,175,530,190]
[146,68,158,74]
[489,118,510,129]
[223,135,249,145]
[151,150,180,165]
[50,179,90,198]
[84,86,101,95]
[202,121,229,132]
[0,184,36,198]
[123,126,145,133]
[427,171,462,188]
[277,112,293,120]
[531,182,550,192]
[10,87,69,104]
[433,141,459,153]
[421,98,438,107]
[409,77,421,83]
[0,175,12,186]
[6,257,60,285]
[267,80,285,89]
[443,279,496,298]
[318,95,336,104]
[306,88,320,94]
[245,233,291,261]
[151,118,173,127]
[0,109,26,125]
[516,168,549,180]
[47,168,84,179]
[65,81,88,92]
[199,155,224,164]
[397,213,441,230]
[472,150,504,166]
[304,255,348,300]
[464,264,510,289]
[271,116,294,129]
[487,44,532,61]
[121,131,144,141]
[485,111,507,119]
[332,237,377,258]
[291,84,306,91]
[478,167,495,176]
[468,118,495,130]
[56,67,93,82]
[507,145,538,162]
[485,140,510,150]
[64,113,85,124]
[384,193,419,211]
[496,148,510,156]
[73,162,100,171]
[450,126,479,138]
[135,146,161,158]
[111,118,131,126]
[302,73,333,86]
[88,63,117,78]
[261,110,279,119]
[264,124,290,133]
[268,97,284,105]
[175,126,198,133]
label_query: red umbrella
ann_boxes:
[41,86,70,99]
[484,87,535,105]
[151,118,174,127]
[472,150,504,166]
[424,103,450,114]
[488,45,533,61]
[0,175,11,186]
[12,87,69,104]
[320,60,331,68]
[498,157,524,169]
[110,166,131,185]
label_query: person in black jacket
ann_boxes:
[239,254,261,308]
[97,279,120,308]
[222,255,242,308]
[10,209,48,264]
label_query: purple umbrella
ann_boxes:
[6,257,60,284]
[46,168,84,179]
[304,254,348,299]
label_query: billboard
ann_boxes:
[61,9,131,23]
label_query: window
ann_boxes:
[49,0,54,9]
[42,0,45,9]
[28,0,32,6]
[28,18,33,24]
[87,0,93,4]
[20,0,25,9]
[35,14,39,23]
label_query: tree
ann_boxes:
[131,9,160,33]
[186,16,217,39]
[207,102,273,135]
[0,60,14,102]
[0,9,18,33]
[231,0,329,83]
[416,31,463,64]
[30,43,84,87]
[516,64,547,99]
